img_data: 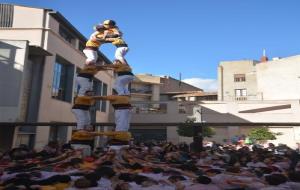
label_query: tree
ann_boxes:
[177,118,215,138]
[248,127,282,144]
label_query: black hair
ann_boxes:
[179,163,199,172]
[74,178,97,188]
[205,169,222,174]
[84,172,101,181]
[132,175,149,185]
[152,167,164,173]
[197,175,212,184]
[131,163,143,170]
[70,158,83,165]
[95,166,115,178]
[288,171,300,182]
[265,174,287,186]
[168,175,186,182]
[119,173,134,182]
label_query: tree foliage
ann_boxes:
[248,127,281,143]
[177,118,215,138]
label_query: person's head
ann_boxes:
[264,174,287,186]
[9,148,30,160]
[288,171,300,182]
[205,169,222,176]
[84,172,101,182]
[95,166,115,178]
[196,175,212,184]
[226,166,241,173]
[115,182,130,190]
[94,24,105,32]
[103,19,116,28]
[74,178,97,188]
[168,175,186,183]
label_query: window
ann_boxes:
[49,126,68,144]
[234,74,246,82]
[131,83,152,94]
[235,89,247,101]
[52,56,74,102]
[78,41,85,52]
[0,4,13,27]
[93,79,102,111]
[73,67,81,97]
[93,79,108,112]
[59,25,76,46]
[101,83,107,112]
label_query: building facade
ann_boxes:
[218,55,300,101]
[0,4,114,151]
[128,74,208,142]
[214,54,300,147]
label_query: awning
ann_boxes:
[29,46,52,56]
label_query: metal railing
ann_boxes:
[1,122,300,152]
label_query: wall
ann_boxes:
[218,60,258,101]
[0,40,28,121]
[256,55,300,100]
[200,100,300,147]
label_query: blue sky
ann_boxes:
[3,0,300,91]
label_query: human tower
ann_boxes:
[71,20,134,152]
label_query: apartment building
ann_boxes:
[0,4,114,151]
[218,54,300,101]
[209,54,300,147]
[128,74,209,142]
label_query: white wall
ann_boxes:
[0,40,28,121]
[256,55,300,100]
[200,100,300,147]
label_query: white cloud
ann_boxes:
[183,78,218,92]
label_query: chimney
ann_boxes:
[260,49,268,63]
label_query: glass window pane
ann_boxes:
[51,56,74,102]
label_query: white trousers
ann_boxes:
[115,109,131,131]
[115,47,129,62]
[114,75,135,95]
[83,49,98,63]
[72,109,91,130]
[76,76,92,96]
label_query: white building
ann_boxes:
[211,54,300,147]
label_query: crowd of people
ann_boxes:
[1,140,300,190]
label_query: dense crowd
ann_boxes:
[1,141,300,190]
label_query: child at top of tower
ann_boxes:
[101,20,129,65]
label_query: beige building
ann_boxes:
[214,54,300,147]
[129,74,210,142]
[218,60,259,101]
[0,4,114,151]
[218,55,300,101]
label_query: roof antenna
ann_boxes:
[260,48,268,63]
